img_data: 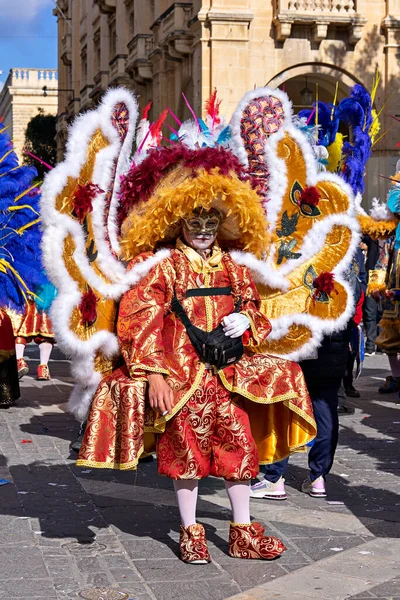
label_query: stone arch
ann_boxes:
[267,63,362,110]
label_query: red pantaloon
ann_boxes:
[157,370,259,480]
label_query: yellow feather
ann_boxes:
[120,169,269,260]
[369,108,381,145]
[326,133,344,173]
[357,214,397,240]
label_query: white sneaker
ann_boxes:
[301,476,327,498]
[250,476,287,500]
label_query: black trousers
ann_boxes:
[363,295,378,351]
[261,378,341,482]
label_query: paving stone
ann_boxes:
[75,556,104,571]
[100,554,133,570]
[118,590,153,600]
[122,538,178,560]
[108,568,142,583]
[0,515,34,543]
[52,577,82,594]
[0,545,48,580]
[134,558,222,582]
[149,579,241,600]
[0,577,58,599]
[289,534,367,562]
[85,572,114,587]
[0,345,399,600]
[220,560,287,590]
[364,578,400,596]
[269,521,365,539]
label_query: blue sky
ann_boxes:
[0,0,57,89]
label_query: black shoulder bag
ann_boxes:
[171,286,244,370]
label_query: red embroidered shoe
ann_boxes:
[17,358,29,379]
[37,364,51,381]
[179,523,211,564]
[229,521,286,560]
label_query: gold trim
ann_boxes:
[241,311,260,345]
[176,239,224,274]
[0,349,15,361]
[218,367,299,405]
[287,398,317,430]
[204,273,213,333]
[13,331,54,339]
[153,363,206,431]
[76,443,145,471]
[129,364,170,377]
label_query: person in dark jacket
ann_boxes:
[250,249,366,500]
[362,235,380,355]
[341,247,367,401]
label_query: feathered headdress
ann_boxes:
[0,125,49,311]
[299,84,377,196]
[41,86,362,420]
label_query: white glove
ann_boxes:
[221,313,250,338]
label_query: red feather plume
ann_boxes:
[73,182,103,223]
[300,185,320,206]
[142,101,152,120]
[150,108,169,144]
[78,288,98,326]
[313,272,337,302]
[205,89,221,127]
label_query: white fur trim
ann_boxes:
[230,102,360,361]
[370,197,394,221]
[67,380,101,422]
[41,87,139,284]
[266,275,355,362]
[230,251,289,291]
[47,248,170,360]
[48,248,169,419]
[40,88,173,417]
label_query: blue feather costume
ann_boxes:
[0,125,52,312]
[298,85,373,196]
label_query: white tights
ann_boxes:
[15,343,25,360]
[15,341,53,365]
[174,479,251,527]
[39,342,53,365]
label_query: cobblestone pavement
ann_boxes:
[0,346,400,600]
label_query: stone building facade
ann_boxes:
[54,0,400,201]
[0,68,58,162]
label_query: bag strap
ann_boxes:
[171,296,193,329]
[185,286,231,298]
[171,292,242,330]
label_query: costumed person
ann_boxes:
[0,310,19,408]
[341,245,367,403]
[367,160,400,392]
[250,247,367,500]
[40,88,362,563]
[0,124,50,404]
[0,128,57,382]
[361,234,380,356]
[11,285,56,381]
[251,80,387,500]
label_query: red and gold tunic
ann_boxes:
[78,241,316,471]
[0,310,20,406]
[8,300,54,344]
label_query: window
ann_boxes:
[109,16,116,58]
[80,46,87,82]
[94,30,101,73]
